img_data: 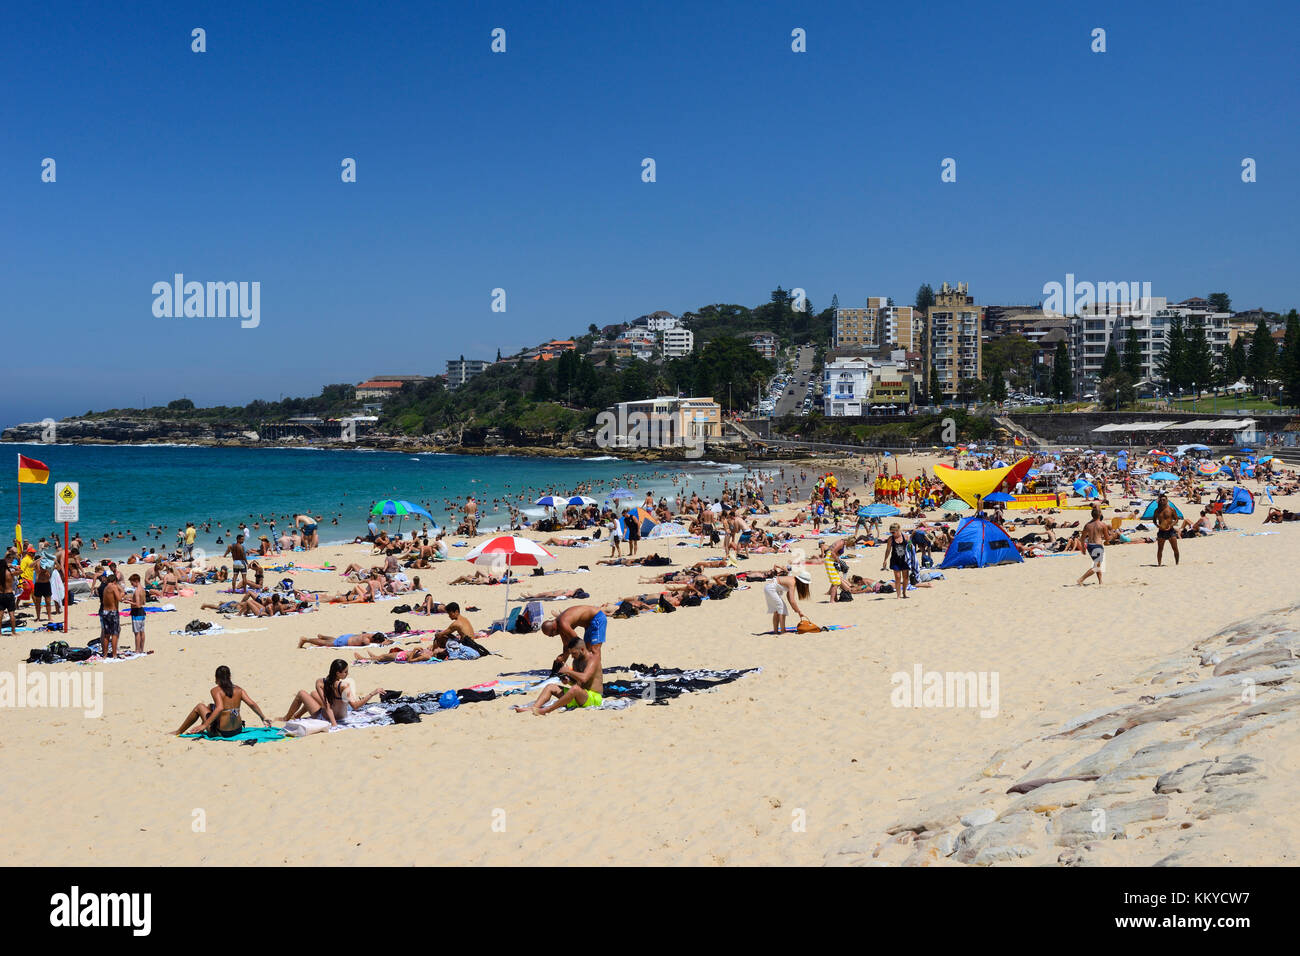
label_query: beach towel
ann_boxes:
[781,624,855,632]
[283,718,330,737]
[180,727,286,744]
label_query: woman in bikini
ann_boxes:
[172,665,271,736]
[281,659,385,729]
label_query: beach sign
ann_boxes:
[55,482,79,523]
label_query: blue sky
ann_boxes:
[3,0,1296,422]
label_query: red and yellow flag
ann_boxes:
[17,454,50,484]
[1013,437,1024,446]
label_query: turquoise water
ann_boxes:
[2,443,746,559]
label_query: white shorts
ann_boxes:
[763,580,788,614]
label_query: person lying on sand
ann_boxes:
[447,569,517,585]
[298,632,391,649]
[517,587,591,601]
[173,665,271,736]
[355,643,443,663]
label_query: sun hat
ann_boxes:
[794,570,812,585]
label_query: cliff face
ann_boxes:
[1,418,246,443]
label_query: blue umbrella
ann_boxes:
[535,495,565,507]
[1149,472,1179,481]
[983,492,1015,503]
[567,495,598,507]
[370,499,437,526]
[858,503,900,518]
[1026,469,1040,477]
[607,488,636,501]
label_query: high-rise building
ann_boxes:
[446,358,491,388]
[661,327,694,358]
[834,298,918,352]
[924,282,982,399]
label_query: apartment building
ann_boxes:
[445,358,491,388]
[750,333,777,359]
[833,297,918,352]
[822,355,916,416]
[601,396,721,447]
[661,327,695,358]
[924,282,982,399]
[1069,297,1231,392]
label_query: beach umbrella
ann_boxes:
[983,492,1015,503]
[567,495,598,507]
[646,522,691,538]
[1149,471,1179,481]
[607,488,635,501]
[1240,447,1254,454]
[534,495,565,508]
[858,503,900,518]
[1026,469,1040,477]
[1196,461,1220,476]
[991,459,1008,468]
[370,499,437,529]
[465,535,556,621]
[940,499,968,513]
[1258,455,1274,464]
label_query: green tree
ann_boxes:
[167,398,195,412]
[1099,371,1137,410]
[1051,341,1072,401]
[914,283,935,315]
[1207,292,1232,314]
[1229,337,1248,385]
[1157,316,1187,391]
[1247,317,1277,394]
[1122,327,1143,379]
[987,364,1007,403]
[1185,321,1214,393]
[1281,310,1300,405]
[1100,345,1120,380]
[929,366,944,406]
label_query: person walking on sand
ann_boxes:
[0,557,17,635]
[224,534,250,592]
[881,523,917,600]
[1076,506,1115,587]
[763,569,811,634]
[1153,493,1181,567]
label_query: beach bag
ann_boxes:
[390,604,412,614]
[283,717,330,737]
[837,588,853,602]
[795,619,821,634]
[27,648,55,664]
[680,593,702,608]
[706,584,730,601]
[438,690,460,710]
[46,640,70,660]
[65,647,93,662]
[390,705,422,724]
[392,619,411,634]
[613,600,638,619]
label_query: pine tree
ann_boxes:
[1248,317,1277,395]
[1229,337,1248,385]
[1100,345,1121,380]
[929,366,944,406]
[1185,321,1213,393]
[1282,310,1300,405]
[1051,341,1072,401]
[1122,327,1143,379]
[914,284,935,315]
[1158,316,1187,391]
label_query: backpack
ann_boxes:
[706,584,730,601]
[680,593,702,607]
[390,604,412,614]
[46,640,70,660]
[66,647,93,662]
[27,648,55,664]
[836,588,853,602]
[795,619,822,634]
[392,619,411,634]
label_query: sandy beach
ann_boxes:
[2,451,1298,867]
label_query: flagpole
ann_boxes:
[16,453,21,549]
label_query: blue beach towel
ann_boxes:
[181,727,287,743]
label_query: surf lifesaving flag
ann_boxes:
[17,454,50,484]
[1013,437,1024,446]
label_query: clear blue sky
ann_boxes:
[3,0,1296,422]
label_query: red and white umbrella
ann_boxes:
[464,535,556,621]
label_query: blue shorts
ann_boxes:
[584,611,607,646]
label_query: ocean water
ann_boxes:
[2,443,749,559]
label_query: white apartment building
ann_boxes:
[1069,297,1232,392]
[823,357,873,416]
[661,327,694,358]
[445,359,491,388]
[643,312,681,332]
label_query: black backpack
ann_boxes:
[27,648,55,664]
[46,640,70,660]
[706,584,730,601]
[392,619,411,634]
[66,647,93,662]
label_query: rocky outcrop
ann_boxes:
[827,602,1300,867]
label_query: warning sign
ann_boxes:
[55,482,79,522]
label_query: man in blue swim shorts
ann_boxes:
[541,604,606,694]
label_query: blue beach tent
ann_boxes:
[1139,499,1184,520]
[939,514,1024,569]
[1224,487,1255,515]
